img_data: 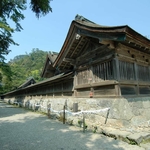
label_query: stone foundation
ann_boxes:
[3,96,150,128]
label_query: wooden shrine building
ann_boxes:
[2,15,150,99]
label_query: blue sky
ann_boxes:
[6,0,150,62]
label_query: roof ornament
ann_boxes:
[75,14,96,24]
[75,14,85,21]
[75,33,81,40]
[50,51,54,56]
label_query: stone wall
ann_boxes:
[3,96,150,128]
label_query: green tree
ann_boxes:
[0,62,13,94]
[0,0,52,62]
[0,49,48,94]
[6,49,48,91]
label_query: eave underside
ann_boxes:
[54,22,150,73]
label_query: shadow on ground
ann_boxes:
[0,102,142,150]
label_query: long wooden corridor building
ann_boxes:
[2,15,150,99]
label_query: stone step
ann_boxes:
[101,127,150,146]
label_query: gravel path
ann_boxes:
[0,101,145,150]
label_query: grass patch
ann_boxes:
[141,138,150,144]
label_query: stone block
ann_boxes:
[127,133,144,145]
[96,98,113,108]
[101,127,131,143]
[142,100,150,109]
[143,109,150,120]
[131,116,147,126]
[141,132,150,141]
[110,98,133,120]
[131,107,142,116]
[140,143,150,150]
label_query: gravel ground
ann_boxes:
[0,101,145,150]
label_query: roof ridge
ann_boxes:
[75,14,96,24]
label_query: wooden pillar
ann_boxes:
[115,84,121,96]
[113,56,121,96]
[89,65,93,83]
[62,82,63,97]
[73,69,77,97]
[53,84,54,98]
[74,70,77,86]
[134,62,139,95]
[63,105,65,124]
[113,57,120,81]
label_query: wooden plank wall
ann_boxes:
[76,42,150,96]
[8,79,74,98]
[119,61,135,81]
[116,43,150,95]
[77,59,114,86]
[76,59,116,97]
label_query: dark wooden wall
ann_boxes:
[116,43,150,95]
[74,40,150,97]
[4,79,73,98]
[3,39,150,99]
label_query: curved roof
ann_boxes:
[41,51,58,78]
[53,15,150,71]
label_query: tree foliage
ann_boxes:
[0,49,48,94]
[30,0,52,18]
[0,0,52,62]
[0,62,13,94]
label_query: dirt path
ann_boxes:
[0,101,144,150]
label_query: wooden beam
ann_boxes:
[76,44,109,62]
[74,80,118,89]
[78,29,126,41]
[70,36,87,58]
[117,43,150,59]
[126,37,150,51]
[63,58,75,64]
[60,36,85,70]
[56,28,77,67]
[99,40,115,49]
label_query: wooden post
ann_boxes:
[34,103,36,112]
[105,109,110,124]
[28,101,30,109]
[63,105,65,124]
[65,100,67,109]
[47,103,51,119]
[83,113,85,133]
[115,84,121,96]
